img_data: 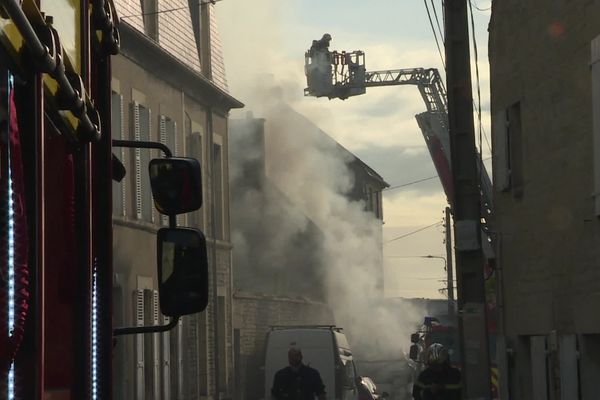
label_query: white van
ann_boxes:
[263,326,358,400]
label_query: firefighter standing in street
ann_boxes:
[271,347,327,400]
[412,343,461,400]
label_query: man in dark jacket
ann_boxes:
[271,347,326,400]
[412,343,461,400]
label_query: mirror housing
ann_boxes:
[157,228,209,316]
[410,333,420,343]
[149,157,202,215]
[409,344,419,361]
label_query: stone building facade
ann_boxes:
[110,2,242,399]
[489,1,600,398]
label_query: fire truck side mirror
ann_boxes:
[149,157,202,215]
[410,333,420,343]
[409,344,419,361]
[157,227,209,317]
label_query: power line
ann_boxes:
[468,0,486,182]
[375,156,492,195]
[430,0,444,44]
[120,0,222,20]
[384,221,442,244]
[423,0,445,68]
[384,175,438,192]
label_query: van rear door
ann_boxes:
[264,329,335,399]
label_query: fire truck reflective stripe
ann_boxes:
[91,258,99,400]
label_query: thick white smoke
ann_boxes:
[230,81,425,361]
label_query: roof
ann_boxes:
[118,22,243,110]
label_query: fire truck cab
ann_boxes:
[0,1,209,398]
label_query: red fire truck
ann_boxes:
[0,2,208,398]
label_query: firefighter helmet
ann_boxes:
[426,343,448,365]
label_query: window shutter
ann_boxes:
[162,315,171,400]
[147,109,155,223]
[133,102,142,220]
[177,319,184,399]
[159,115,167,147]
[119,94,126,217]
[591,35,600,215]
[493,110,510,191]
[185,315,200,399]
[559,335,580,399]
[530,336,549,400]
[159,116,169,226]
[134,290,145,400]
[152,290,161,399]
[173,121,178,156]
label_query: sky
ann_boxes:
[217,0,493,299]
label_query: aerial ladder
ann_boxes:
[304,35,494,255]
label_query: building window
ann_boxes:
[494,102,523,197]
[507,102,524,197]
[141,0,159,41]
[132,102,153,223]
[213,141,224,240]
[112,91,125,217]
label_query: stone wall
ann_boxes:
[233,292,335,400]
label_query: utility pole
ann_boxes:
[444,0,492,399]
[445,206,455,318]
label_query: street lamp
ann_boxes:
[421,255,452,297]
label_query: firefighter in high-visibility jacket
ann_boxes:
[412,343,461,400]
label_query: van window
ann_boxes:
[342,358,356,387]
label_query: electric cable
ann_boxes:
[120,0,222,20]
[384,221,443,244]
[430,0,444,44]
[468,0,485,187]
[423,0,445,68]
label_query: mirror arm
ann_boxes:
[112,139,176,227]
[112,139,173,158]
[113,315,180,336]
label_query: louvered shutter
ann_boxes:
[142,108,154,223]
[159,115,167,147]
[119,94,126,217]
[173,121,178,155]
[133,102,142,219]
[177,319,184,399]
[185,315,200,399]
[134,290,145,400]
[162,315,171,400]
[152,290,161,399]
[171,121,183,226]
[159,116,169,226]
[111,93,125,217]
